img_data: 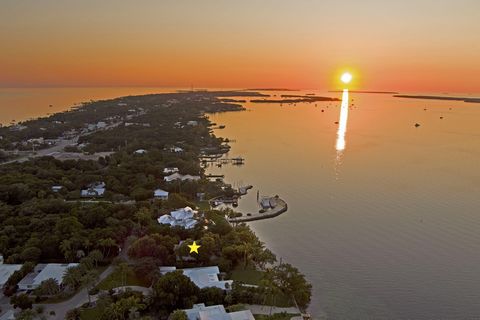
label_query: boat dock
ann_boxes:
[227,196,288,223]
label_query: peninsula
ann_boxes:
[0,90,312,320]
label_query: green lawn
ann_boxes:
[230,266,294,308]
[80,305,105,320]
[95,268,149,291]
[194,200,211,211]
[254,313,301,320]
[230,266,265,285]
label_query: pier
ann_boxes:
[227,196,288,223]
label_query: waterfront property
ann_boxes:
[157,206,199,229]
[182,304,255,320]
[164,173,201,182]
[228,196,288,223]
[160,266,233,290]
[18,263,79,291]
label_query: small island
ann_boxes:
[394,94,480,103]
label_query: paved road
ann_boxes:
[1,137,78,165]
[39,265,114,320]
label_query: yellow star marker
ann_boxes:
[188,241,201,254]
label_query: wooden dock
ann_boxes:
[227,197,288,223]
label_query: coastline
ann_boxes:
[228,197,288,223]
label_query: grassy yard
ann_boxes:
[80,305,105,320]
[230,266,294,308]
[95,268,149,291]
[254,313,301,320]
[230,266,265,285]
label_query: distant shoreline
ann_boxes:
[246,88,298,91]
[394,94,480,103]
[329,90,399,94]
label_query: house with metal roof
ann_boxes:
[18,263,79,291]
[182,304,254,320]
[159,266,233,290]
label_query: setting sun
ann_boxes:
[341,72,353,84]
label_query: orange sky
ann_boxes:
[1,0,479,93]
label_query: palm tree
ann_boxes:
[62,267,81,291]
[89,249,104,268]
[99,238,117,257]
[59,240,73,262]
[81,270,99,305]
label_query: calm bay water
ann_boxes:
[0,87,187,125]
[2,87,480,319]
[207,91,480,319]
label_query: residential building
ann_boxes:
[159,266,233,290]
[51,186,63,193]
[80,182,106,198]
[163,167,179,174]
[18,263,79,291]
[0,262,22,287]
[157,207,199,229]
[182,304,254,320]
[164,173,201,182]
[154,189,169,200]
[134,149,148,155]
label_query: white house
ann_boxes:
[163,167,179,174]
[187,120,198,126]
[164,173,201,182]
[51,186,63,193]
[81,182,106,198]
[182,304,254,320]
[157,207,199,229]
[134,149,148,155]
[0,263,22,287]
[18,263,79,291]
[160,266,233,290]
[170,146,184,153]
[154,189,169,200]
[96,121,107,129]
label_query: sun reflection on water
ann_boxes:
[336,89,349,152]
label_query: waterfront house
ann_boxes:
[154,189,169,200]
[181,304,255,320]
[160,266,233,290]
[18,263,79,291]
[157,207,199,229]
[164,173,201,182]
[80,182,106,198]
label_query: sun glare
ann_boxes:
[341,72,353,84]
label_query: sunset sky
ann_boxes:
[1,0,479,92]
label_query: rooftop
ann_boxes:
[183,304,254,320]
[0,264,22,286]
[18,263,79,289]
[159,266,233,290]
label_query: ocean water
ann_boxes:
[207,91,480,319]
[2,87,480,319]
